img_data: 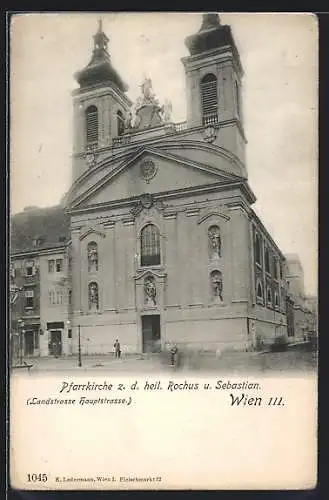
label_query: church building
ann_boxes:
[11,14,291,357]
[66,14,288,354]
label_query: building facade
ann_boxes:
[12,14,314,358]
[285,254,317,340]
[10,205,70,358]
[65,15,288,355]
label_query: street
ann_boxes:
[11,347,317,374]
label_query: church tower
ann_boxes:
[182,14,245,163]
[71,20,132,182]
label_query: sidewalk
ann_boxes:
[13,354,170,373]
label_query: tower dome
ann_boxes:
[74,19,128,92]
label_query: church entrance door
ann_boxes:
[141,315,161,353]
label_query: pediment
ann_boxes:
[134,268,167,281]
[71,146,240,210]
[197,209,230,224]
[79,228,106,241]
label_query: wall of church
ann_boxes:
[71,314,139,355]
[69,187,259,353]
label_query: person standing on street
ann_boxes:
[114,339,121,359]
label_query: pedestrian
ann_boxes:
[170,344,178,366]
[114,339,121,359]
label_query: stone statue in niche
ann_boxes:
[144,277,157,306]
[88,243,98,272]
[88,282,99,310]
[208,225,221,258]
[211,270,223,302]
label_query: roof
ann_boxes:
[75,51,128,92]
[10,205,70,255]
[184,16,243,74]
[74,23,128,92]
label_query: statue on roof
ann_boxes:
[141,77,153,101]
[133,76,163,130]
[138,76,159,108]
[124,110,133,130]
[161,99,173,123]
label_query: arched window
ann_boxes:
[141,224,160,266]
[256,281,263,299]
[87,242,98,272]
[85,105,98,145]
[117,110,125,136]
[274,292,279,308]
[255,233,262,265]
[200,73,218,125]
[88,282,99,310]
[265,247,270,273]
[273,257,278,280]
[235,81,241,117]
[267,287,272,304]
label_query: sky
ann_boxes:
[10,12,318,295]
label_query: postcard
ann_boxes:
[9,12,318,490]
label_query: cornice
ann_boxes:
[68,179,255,217]
[11,245,67,259]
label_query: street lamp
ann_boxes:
[67,320,82,367]
[78,325,82,367]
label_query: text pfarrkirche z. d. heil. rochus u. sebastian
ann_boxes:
[57,379,261,393]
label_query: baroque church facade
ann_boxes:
[11,14,291,357]
[66,14,288,354]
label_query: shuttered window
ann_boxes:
[200,74,218,125]
[85,105,98,145]
[141,224,161,266]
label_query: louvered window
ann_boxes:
[117,110,125,136]
[200,73,218,125]
[85,105,98,145]
[265,248,270,273]
[255,233,262,265]
[141,224,161,266]
[235,81,241,117]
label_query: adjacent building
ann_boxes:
[10,205,70,357]
[285,254,318,339]
[10,14,316,358]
